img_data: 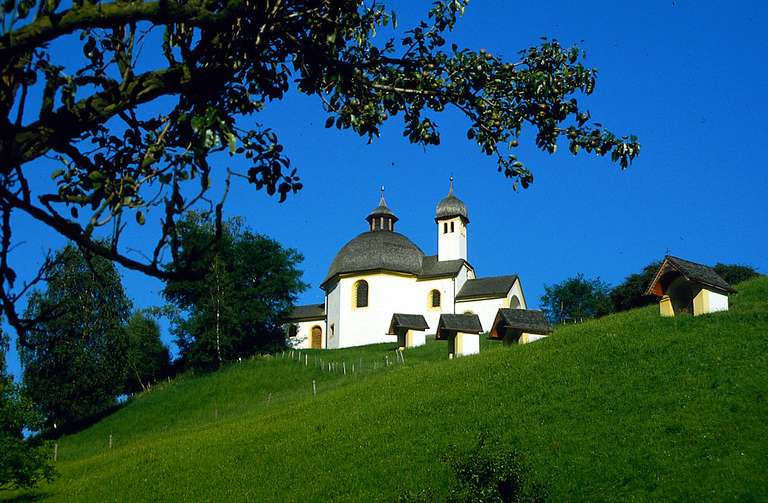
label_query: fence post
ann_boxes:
[109,434,113,450]
[54,442,58,462]
[312,380,317,397]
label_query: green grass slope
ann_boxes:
[7,278,768,502]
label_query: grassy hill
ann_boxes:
[6,277,768,502]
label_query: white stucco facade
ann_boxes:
[285,183,529,349]
[455,279,526,332]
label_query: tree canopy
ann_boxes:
[163,212,306,370]
[20,244,131,433]
[0,0,639,333]
[0,327,54,490]
[712,263,760,286]
[124,311,171,393]
[541,274,612,324]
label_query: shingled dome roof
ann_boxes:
[323,231,425,286]
[435,177,469,222]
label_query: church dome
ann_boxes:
[323,231,425,285]
[435,177,469,222]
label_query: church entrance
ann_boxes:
[311,326,323,349]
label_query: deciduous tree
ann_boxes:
[712,263,760,286]
[124,311,170,394]
[163,212,306,370]
[0,327,54,490]
[541,274,612,324]
[0,0,639,332]
[610,261,661,313]
[19,245,131,433]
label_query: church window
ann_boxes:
[450,221,455,233]
[288,324,298,338]
[430,289,441,308]
[354,280,369,308]
[443,222,448,234]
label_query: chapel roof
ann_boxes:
[435,177,469,222]
[323,231,425,287]
[283,303,326,322]
[388,313,430,334]
[456,275,519,301]
[489,309,552,338]
[644,255,736,296]
[419,255,469,279]
[436,313,483,338]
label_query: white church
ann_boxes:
[284,180,528,349]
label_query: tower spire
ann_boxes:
[366,184,398,231]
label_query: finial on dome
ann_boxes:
[379,184,386,206]
[448,176,454,195]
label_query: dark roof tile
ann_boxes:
[456,275,518,300]
[419,255,467,278]
[645,255,736,295]
[436,313,483,338]
[283,304,325,322]
[490,309,552,338]
[323,231,425,286]
[388,313,430,334]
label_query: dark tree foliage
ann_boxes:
[20,245,131,433]
[712,263,760,286]
[541,273,612,324]
[163,212,306,371]
[610,261,661,313]
[0,0,639,334]
[0,328,54,490]
[124,311,171,394]
[444,438,548,503]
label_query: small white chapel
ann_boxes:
[284,180,528,349]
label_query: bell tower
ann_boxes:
[435,177,468,262]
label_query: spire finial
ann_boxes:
[379,184,386,206]
[448,175,454,195]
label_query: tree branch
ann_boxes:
[0,0,248,63]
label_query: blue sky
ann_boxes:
[5,1,768,376]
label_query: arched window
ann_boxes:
[450,221,455,232]
[288,324,298,338]
[430,289,441,308]
[354,280,369,308]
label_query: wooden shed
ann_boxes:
[644,255,736,317]
[388,313,429,349]
[489,309,552,345]
[436,313,483,358]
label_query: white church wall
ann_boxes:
[456,263,472,290]
[287,319,325,349]
[456,297,508,332]
[337,273,419,348]
[417,276,455,333]
[456,279,526,332]
[510,279,526,309]
[325,282,341,348]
